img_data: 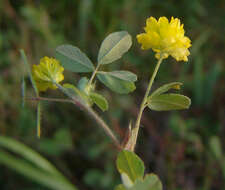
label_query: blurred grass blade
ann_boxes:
[0,149,77,190]
[21,75,26,107]
[204,62,222,105]
[20,49,39,96]
[191,30,211,57]
[0,136,63,178]
[209,136,223,161]
[193,56,203,105]
[78,0,93,47]
[37,102,41,138]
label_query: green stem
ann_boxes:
[129,57,163,151]
[26,97,73,104]
[88,64,100,86]
[54,83,121,150]
[84,105,121,150]
[37,102,41,138]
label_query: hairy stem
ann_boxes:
[129,57,163,151]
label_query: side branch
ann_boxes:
[82,104,122,150]
[26,97,73,104]
[27,94,121,150]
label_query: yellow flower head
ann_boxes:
[32,56,64,92]
[137,17,191,62]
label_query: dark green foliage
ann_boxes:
[0,0,224,190]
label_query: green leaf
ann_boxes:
[63,83,89,102]
[63,83,82,97]
[129,174,163,190]
[89,92,108,111]
[100,71,137,82]
[148,93,191,111]
[98,31,132,65]
[77,77,95,95]
[114,184,127,190]
[97,71,136,94]
[114,174,162,190]
[121,173,134,188]
[150,82,183,98]
[116,150,145,183]
[77,77,89,92]
[55,44,94,72]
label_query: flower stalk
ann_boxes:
[88,64,100,86]
[126,56,163,151]
[28,92,121,150]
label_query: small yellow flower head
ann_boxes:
[32,56,64,92]
[137,17,191,62]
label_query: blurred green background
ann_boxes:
[0,0,225,189]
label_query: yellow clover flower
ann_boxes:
[32,56,64,92]
[137,17,191,61]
